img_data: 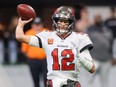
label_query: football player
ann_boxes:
[16,6,95,87]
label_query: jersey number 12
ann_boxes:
[52,48,75,70]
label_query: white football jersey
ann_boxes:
[35,31,93,81]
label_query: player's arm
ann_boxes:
[16,18,33,44]
[76,49,95,73]
[16,18,41,47]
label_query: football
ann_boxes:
[17,4,36,20]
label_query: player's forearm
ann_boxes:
[16,23,25,40]
[78,55,95,73]
[76,50,95,73]
[16,23,31,44]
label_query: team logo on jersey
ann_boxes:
[48,38,54,44]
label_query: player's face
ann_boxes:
[57,19,69,30]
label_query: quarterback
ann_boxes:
[16,6,95,87]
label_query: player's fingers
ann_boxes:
[18,17,22,22]
[17,17,24,26]
[25,18,33,23]
[19,18,33,24]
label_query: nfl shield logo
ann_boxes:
[48,38,54,44]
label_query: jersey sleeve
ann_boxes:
[28,36,40,47]
[78,34,93,53]
[28,32,46,48]
[80,49,93,61]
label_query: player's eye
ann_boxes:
[58,19,69,24]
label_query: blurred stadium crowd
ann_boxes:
[0,4,116,87]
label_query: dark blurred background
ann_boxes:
[0,0,116,29]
